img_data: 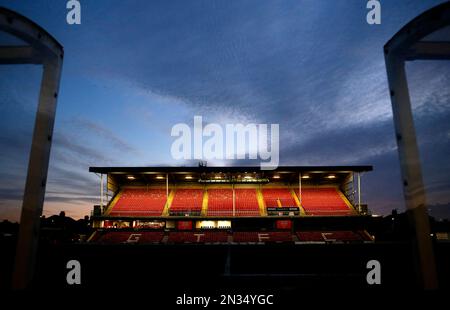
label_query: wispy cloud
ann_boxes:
[68,117,139,155]
[0,0,449,221]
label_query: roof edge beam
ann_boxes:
[0,45,40,64]
[406,41,450,60]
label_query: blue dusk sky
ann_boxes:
[0,0,449,221]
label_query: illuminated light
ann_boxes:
[127,176,135,180]
[218,220,231,228]
[156,176,164,180]
[244,175,252,179]
[215,175,222,179]
[301,175,310,179]
[185,175,193,180]
[273,175,280,179]
[199,220,216,228]
[326,175,336,179]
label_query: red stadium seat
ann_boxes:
[170,189,204,215]
[297,187,354,216]
[296,231,364,242]
[234,189,261,216]
[232,231,293,243]
[92,230,371,244]
[109,188,167,217]
[95,231,164,244]
[167,231,229,243]
[207,188,233,216]
[262,188,297,208]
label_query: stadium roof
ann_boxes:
[89,165,373,174]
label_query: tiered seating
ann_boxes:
[170,189,203,215]
[110,188,167,216]
[202,231,229,243]
[232,232,293,243]
[262,188,297,208]
[265,232,293,242]
[138,232,165,243]
[96,231,131,243]
[167,231,228,243]
[298,187,354,215]
[296,231,364,242]
[234,189,261,216]
[232,232,259,242]
[91,230,371,244]
[207,188,233,216]
[95,231,164,244]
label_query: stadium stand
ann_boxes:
[109,188,167,216]
[207,188,233,216]
[234,189,261,216]
[298,187,354,215]
[88,167,374,250]
[170,188,204,215]
[106,186,355,217]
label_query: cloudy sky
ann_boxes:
[0,0,449,221]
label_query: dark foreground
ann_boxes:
[2,240,450,302]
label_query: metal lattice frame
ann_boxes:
[0,7,63,289]
[384,2,450,289]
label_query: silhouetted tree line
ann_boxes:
[0,211,92,245]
